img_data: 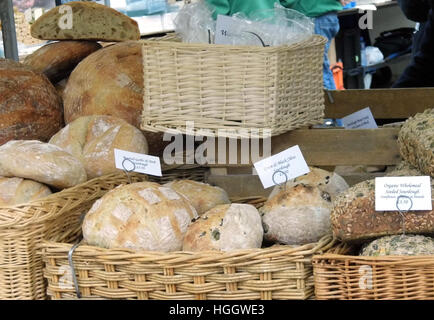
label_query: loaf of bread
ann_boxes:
[360,234,434,256]
[23,41,102,83]
[0,140,87,189]
[164,180,230,215]
[49,115,148,179]
[331,179,434,243]
[30,2,140,42]
[260,184,333,245]
[62,41,167,156]
[0,177,52,206]
[0,58,63,145]
[398,108,434,176]
[269,167,349,200]
[183,204,263,252]
[82,182,198,252]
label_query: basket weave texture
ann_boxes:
[313,251,434,300]
[41,196,335,300]
[141,35,326,138]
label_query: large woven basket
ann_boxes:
[312,247,434,300]
[141,35,326,138]
[41,195,336,300]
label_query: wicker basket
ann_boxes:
[312,245,434,300]
[141,35,326,138]
[41,195,336,300]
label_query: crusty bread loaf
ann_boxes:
[398,108,434,176]
[49,115,148,179]
[0,140,87,189]
[30,2,140,42]
[23,41,102,83]
[0,177,52,206]
[62,41,168,156]
[331,179,434,243]
[269,167,349,200]
[0,58,63,145]
[260,184,333,245]
[183,204,263,252]
[82,182,198,252]
[164,180,230,215]
[360,234,434,256]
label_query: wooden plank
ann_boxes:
[207,174,271,198]
[324,88,434,119]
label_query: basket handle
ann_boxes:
[68,242,82,299]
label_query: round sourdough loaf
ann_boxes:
[0,58,63,145]
[164,180,230,215]
[82,182,198,252]
[260,184,333,245]
[269,167,349,200]
[182,204,263,252]
[49,115,148,179]
[0,140,87,189]
[62,41,167,156]
[23,41,102,83]
[0,177,52,206]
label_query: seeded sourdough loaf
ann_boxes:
[30,1,140,42]
[23,41,102,83]
[0,140,87,189]
[0,58,63,145]
[82,182,198,252]
[49,115,148,179]
[260,184,334,245]
[183,204,263,252]
[164,180,230,215]
[398,108,434,176]
[0,177,52,206]
[331,179,434,243]
[360,234,434,256]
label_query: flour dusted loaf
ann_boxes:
[49,115,148,179]
[398,108,434,176]
[23,41,102,83]
[0,58,62,145]
[30,1,140,42]
[82,182,198,252]
[260,184,333,245]
[183,204,263,252]
[269,167,349,200]
[360,234,434,256]
[0,140,87,189]
[0,177,52,206]
[331,179,434,243]
[164,180,230,215]
[63,41,167,156]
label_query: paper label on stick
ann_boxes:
[375,176,432,211]
[253,145,310,189]
[342,107,378,129]
[114,149,162,177]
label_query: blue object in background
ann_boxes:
[125,0,167,17]
[0,46,4,58]
[343,1,356,9]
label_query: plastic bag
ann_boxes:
[365,46,384,66]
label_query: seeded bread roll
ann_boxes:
[30,2,140,42]
[183,204,263,252]
[260,184,333,245]
[82,182,198,252]
[23,41,102,83]
[49,115,148,179]
[0,177,52,206]
[0,140,87,189]
[164,180,230,215]
[360,234,434,256]
[398,108,434,176]
[331,179,434,243]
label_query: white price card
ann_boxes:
[375,176,432,211]
[342,107,378,129]
[253,145,310,189]
[114,149,162,177]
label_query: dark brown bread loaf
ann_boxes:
[0,59,63,145]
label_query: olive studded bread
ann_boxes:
[30,1,140,42]
[331,179,434,243]
[397,108,434,176]
[360,234,434,256]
